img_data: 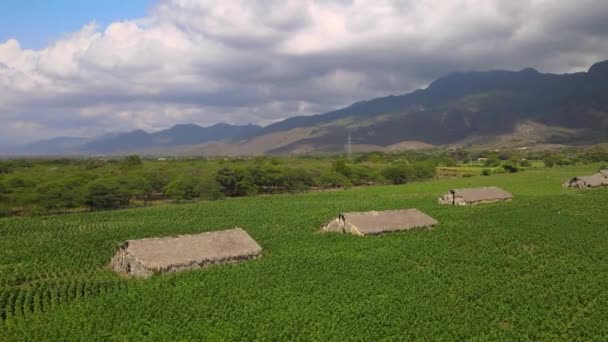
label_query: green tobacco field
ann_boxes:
[1,164,607,340]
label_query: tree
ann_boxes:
[332,159,351,178]
[216,167,257,197]
[137,169,173,193]
[319,172,352,188]
[164,175,202,201]
[36,180,84,210]
[382,164,413,185]
[0,161,12,174]
[123,176,154,201]
[249,163,285,193]
[85,178,131,210]
[198,176,223,200]
[84,159,106,170]
[121,155,143,169]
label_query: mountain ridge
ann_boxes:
[6,59,608,156]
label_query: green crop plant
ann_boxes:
[1,164,607,340]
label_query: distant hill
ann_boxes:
[8,123,262,155]
[82,123,262,153]
[8,60,608,156]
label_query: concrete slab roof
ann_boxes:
[322,209,438,236]
[439,187,513,205]
[566,174,608,188]
[110,228,262,278]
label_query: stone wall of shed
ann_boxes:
[109,245,154,278]
[438,192,455,205]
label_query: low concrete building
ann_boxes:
[439,187,513,205]
[322,209,438,236]
[564,172,608,188]
[109,228,262,278]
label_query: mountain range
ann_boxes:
[5,60,608,156]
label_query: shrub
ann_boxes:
[282,168,314,192]
[382,162,436,185]
[481,169,491,176]
[519,160,532,167]
[382,165,412,185]
[484,157,501,167]
[502,163,519,173]
[347,164,382,186]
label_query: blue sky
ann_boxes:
[0,0,152,49]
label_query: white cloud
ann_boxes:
[0,0,607,144]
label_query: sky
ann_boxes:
[0,0,152,49]
[1,0,607,145]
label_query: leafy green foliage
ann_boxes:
[84,159,106,170]
[0,147,605,216]
[502,163,519,173]
[0,162,12,174]
[319,172,352,188]
[382,162,436,185]
[120,155,143,169]
[164,175,222,201]
[84,178,131,210]
[216,167,257,197]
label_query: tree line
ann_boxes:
[0,154,438,216]
[1,146,606,217]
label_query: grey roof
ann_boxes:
[323,209,438,235]
[450,187,513,203]
[110,228,262,278]
[576,174,608,187]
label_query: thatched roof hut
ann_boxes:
[322,209,438,236]
[109,228,262,278]
[439,187,513,205]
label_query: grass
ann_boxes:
[1,164,608,340]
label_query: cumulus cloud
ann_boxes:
[0,0,607,144]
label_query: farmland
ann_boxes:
[1,164,608,340]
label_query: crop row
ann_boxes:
[0,279,127,322]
